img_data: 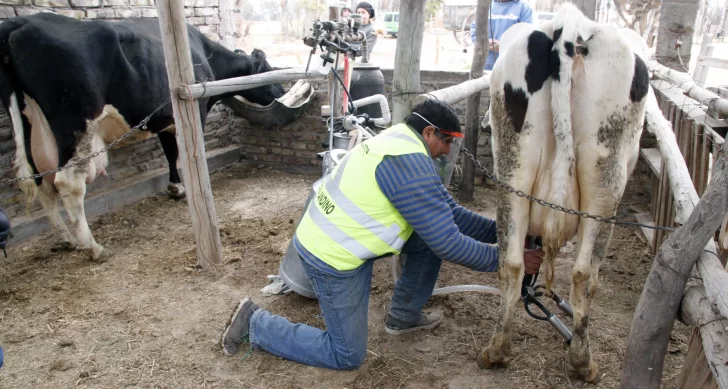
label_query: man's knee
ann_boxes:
[335,344,367,370]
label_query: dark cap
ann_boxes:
[355,2,375,18]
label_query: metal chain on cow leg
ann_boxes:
[1,98,172,185]
[459,145,676,232]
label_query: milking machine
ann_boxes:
[521,235,574,343]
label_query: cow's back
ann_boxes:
[0,13,130,165]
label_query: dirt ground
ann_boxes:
[0,162,690,389]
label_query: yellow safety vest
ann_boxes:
[295,123,430,271]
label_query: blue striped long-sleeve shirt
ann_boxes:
[373,152,499,272]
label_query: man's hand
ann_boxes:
[489,39,500,53]
[524,249,544,275]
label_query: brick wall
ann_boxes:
[237,78,331,175]
[0,0,225,42]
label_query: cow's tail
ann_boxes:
[542,4,585,287]
[8,92,37,214]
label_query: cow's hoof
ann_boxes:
[568,360,600,384]
[476,347,509,369]
[50,241,77,252]
[166,184,186,200]
[88,247,112,263]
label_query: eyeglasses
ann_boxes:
[411,112,464,142]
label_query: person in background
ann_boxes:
[470,0,534,70]
[340,3,352,18]
[352,1,377,58]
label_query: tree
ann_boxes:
[426,0,444,19]
[613,0,661,44]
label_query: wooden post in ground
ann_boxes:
[391,0,426,125]
[460,0,489,202]
[218,0,236,50]
[620,138,728,388]
[156,0,224,269]
[694,34,715,86]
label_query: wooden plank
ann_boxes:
[459,0,490,202]
[640,148,663,176]
[179,68,327,100]
[635,212,656,246]
[650,174,660,228]
[677,286,727,389]
[700,123,712,195]
[156,0,223,269]
[648,59,728,118]
[676,328,720,389]
[691,122,701,190]
[414,76,490,106]
[694,34,715,86]
[699,56,728,71]
[654,161,670,251]
[708,86,728,99]
[391,0,426,124]
[643,86,728,322]
[621,138,728,389]
[681,116,694,165]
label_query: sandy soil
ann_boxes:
[0,162,689,388]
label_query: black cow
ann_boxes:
[0,13,285,260]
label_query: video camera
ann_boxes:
[303,14,367,74]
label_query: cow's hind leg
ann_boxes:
[54,119,107,261]
[477,191,530,368]
[158,130,185,199]
[37,179,76,251]
[567,155,628,383]
[568,216,611,383]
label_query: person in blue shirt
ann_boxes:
[470,0,534,70]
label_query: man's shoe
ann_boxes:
[384,311,442,335]
[221,298,259,356]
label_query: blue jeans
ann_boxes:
[248,229,489,370]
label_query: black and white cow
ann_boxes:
[476,4,649,383]
[0,13,285,260]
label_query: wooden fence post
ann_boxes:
[156,0,224,269]
[694,34,715,86]
[460,0,489,202]
[391,0,426,125]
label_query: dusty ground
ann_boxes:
[0,162,689,388]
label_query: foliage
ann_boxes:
[426,0,444,19]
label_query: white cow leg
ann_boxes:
[478,191,530,369]
[54,119,107,261]
[567,216,611,384]
[55,167,104,260]
[37,179,76,251]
